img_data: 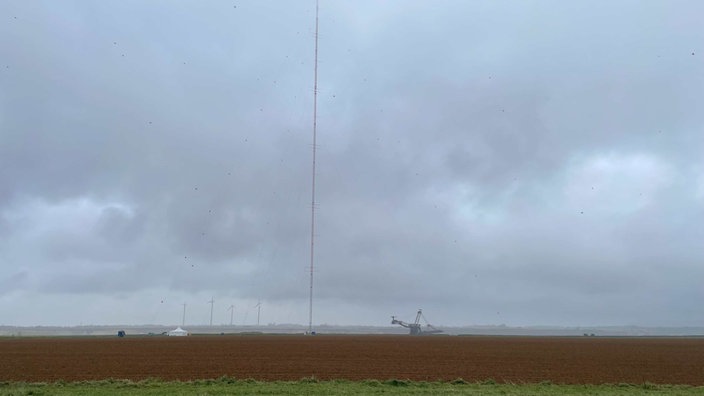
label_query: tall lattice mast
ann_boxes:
[308,0,320,335]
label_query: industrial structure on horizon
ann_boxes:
[391,309,443,335]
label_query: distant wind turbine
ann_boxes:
[227,305,235,326]
[181,303,187,327]
[208,298,214,326]
[255,300,262,326]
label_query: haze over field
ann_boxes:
[0,1,702,328]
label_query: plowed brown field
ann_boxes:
[1,335,702,385]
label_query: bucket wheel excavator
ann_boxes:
[391,309,443,335]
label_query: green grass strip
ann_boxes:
[1,378,703,395]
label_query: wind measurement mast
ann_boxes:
[308,0,320,335]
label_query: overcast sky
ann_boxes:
[0,1,702,328]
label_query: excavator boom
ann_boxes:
[391,309,442,335]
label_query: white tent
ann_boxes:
[167,327,189,336]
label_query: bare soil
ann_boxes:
[1,335,702,384]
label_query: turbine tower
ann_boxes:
[181,303,186,327]
[227,305,235,326]
[255,300,262,326]
[208,298,214,326]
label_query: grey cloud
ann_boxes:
[0,1,702,327]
